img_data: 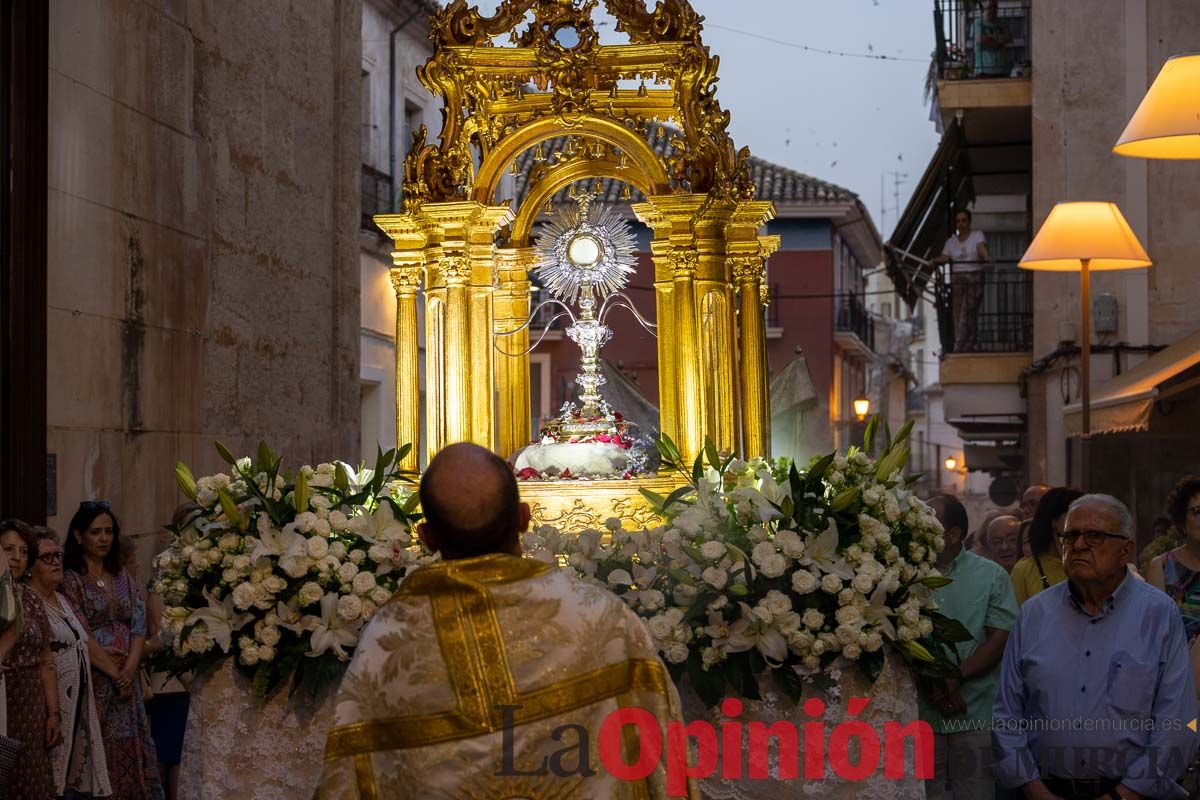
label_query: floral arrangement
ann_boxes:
[151,443,432,698]
[521,420,971,706]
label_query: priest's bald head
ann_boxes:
[417,443,531,559]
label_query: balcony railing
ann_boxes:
[937,261,1032,354]
[935,0,1031,81]
[361,164,392,230]
[836,297,875,352]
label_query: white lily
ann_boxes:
[355,504,410,545]
[609,563,660,607]
[706,603,788,666]
[184,588,252,653]
[302,592,362,661]
[336,462,375,493]
[756,468,789,506]
[862,581,898,641]
[799,519,855,580]
[247,517,309,577]
[567,530,605,575]
[731,484,781,524]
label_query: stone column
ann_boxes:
[376,214,427,471]
[494,247,538,458]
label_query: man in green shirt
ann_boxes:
[920,494,1019,800]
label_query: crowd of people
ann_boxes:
[0,503,185,800]
[923,479,1200,800]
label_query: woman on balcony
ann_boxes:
[935,208,992,352]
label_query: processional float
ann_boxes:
[376,0,779,529]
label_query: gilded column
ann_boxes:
[732,253,768,458]
[466,207,515,450]
[694,202,738,454]
[441,255,473,445]
[670,248,703,463]
[494,247,537,458]
[376,214,427,470]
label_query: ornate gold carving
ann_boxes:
[669,250,698,278]
[439,255,472,284]
[760,282,771,308]
[389,267,423,295]
[730,255,764,284]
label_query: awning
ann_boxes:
[1064,328,1200,436]
[885,118,973,304]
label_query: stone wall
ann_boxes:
[46,0,363,559]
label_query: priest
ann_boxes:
[317,443,692,799]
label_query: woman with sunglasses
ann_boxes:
[29,527,111,799]
[0,518,61,800]
[62,502,164,800]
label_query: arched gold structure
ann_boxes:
[375,0,778,525]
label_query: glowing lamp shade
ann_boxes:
[852,395,870,422]
[1114,53,1200,159]
[1019,202,1151,273]
[567,233,602,268]
[945,456,959,472]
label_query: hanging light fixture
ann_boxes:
[620,184,632,201]
[944,456,959,472]
[592,178,604,195]
[533,143,546,162]
[852,395,871,422]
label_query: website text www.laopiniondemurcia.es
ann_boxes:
[496,696,935,796]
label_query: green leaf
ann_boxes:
[882,418,893,453]
[639,488,667,511]
[668,568,697,587]
[773,663,806,704]
[686,653,725,708]
[682,545,706,564]
[692,454,704,486]
[662,485,693,511]
[875,445,910,483]
[174,462,198,501]
[929,612,973,643]
[726,652,762,701]
[334,463,351,493]
[892,418,916,448]
[806,453,835,484]
[704,437,722,475]
[859,649,885,684]
[256,441,274,474]
[829,486,862,512]
[919,575,954,589]
[727,582,749,597]
[864,415,878,452]
[214,441,237,466]
[293,470,309,514]
[395,443,412,466]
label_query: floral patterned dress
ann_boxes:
[62,569,165,800]
[4,583,54,800]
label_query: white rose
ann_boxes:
[842,643,862,661]
[328,541,347,560]
[352,571,377,595]
[257,644,276,662]
[367,544,390,563]
[835,605,863,627]
[647,616,673,640]
[307,536,330,559]
[792,570,819,595]
[707,595,729,613]
[317,555,341,574]
[219,534,240,553]
[836,625,860,646]
[701,567,727,590]
[789,630,815,653]
[294,512,317,533]
[231,582,258,610]
[370,587,392,606]
[298,582,324,606]
[313,517,332,536]
[232,554,252,572]
[900,606,921,625]
[360,600,377,619]
[919,617,934,637]
[820,574,842,594]
[239,645,260,666]
[865,631,884,651]
[184,628,214,654]
[348,549,366,564]
[897,624,918,641]
[328,510,349,531]
[851,573,875,595]
[776,611,803,635]
[337,594,363,622]
[258,625,281,646]
[759,554,788,579]
[673,585,699,605]
[281,556,312,579]
[665,643,689,664]
[802,609,824,630]
[207,549,223,565]
[810,638,827,656]
[699,541,726,561]
[640,589,665,612]
[221,568,239,585]
[763,590,792,616]
[776,530,805,559]
[263,575,287,594]
[751,541,777,565]
[702,647,723,667]
[337,562,359,583]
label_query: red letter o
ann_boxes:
[599,707,663,782]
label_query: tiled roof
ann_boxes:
[509,123,856,209]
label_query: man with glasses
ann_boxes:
[993,494,1198,800]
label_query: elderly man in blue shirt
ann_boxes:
[993,494,1198,800]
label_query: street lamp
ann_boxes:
[852,395,871,422]
[1020,203,1151,488]
[1114,53,1200,158]
[944,456,959,472]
